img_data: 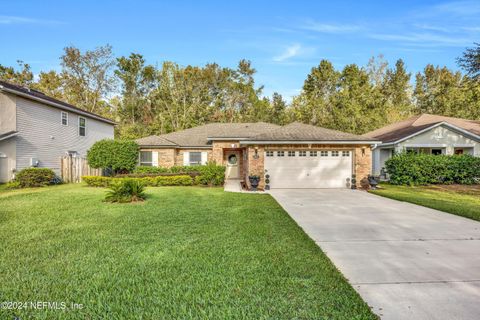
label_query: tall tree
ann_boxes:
[414,65,465,116]
[60,45,117,114]
[381,59,413,122]
[32,70,64,100]
[115,53,156,126]
[457,43,480,80]
[0,61,33,86]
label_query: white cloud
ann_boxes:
[273,44,302,62]
[368,32,473,47]
[301,21,362,34]
[432,1,480,16]
[0,15,61,25]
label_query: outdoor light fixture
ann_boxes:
[253,147,259,159]
[362,147,366,156]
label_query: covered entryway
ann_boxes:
[224,149,242,180]
[264,150,352,188]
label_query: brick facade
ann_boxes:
[141,142,372,190]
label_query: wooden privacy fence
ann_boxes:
[60,155,101,183]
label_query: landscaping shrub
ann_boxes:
[105,179,146,203]
[386,153,480,185]
[82,176,112,187]
[133,162,226,186]
[87,139,139,174]
[15,168,56,187]
[133,166,169,174]
[194,162,226,186]
[82,175,194,187]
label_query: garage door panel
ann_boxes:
[265,152,352,189]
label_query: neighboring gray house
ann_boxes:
[364,114,480,175]
[0,80,115,182]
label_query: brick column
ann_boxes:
[246,145,265,189]
[354,145,372,189]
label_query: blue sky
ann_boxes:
[1,0,479,100]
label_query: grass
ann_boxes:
[0,184,375,319]
[370,183,480,221]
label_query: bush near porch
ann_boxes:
[385,153,480,186]
[83,163,226,187]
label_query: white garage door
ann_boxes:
[264,150,352,189]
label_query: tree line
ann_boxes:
[1,44,479,137]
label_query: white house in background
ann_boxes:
[0,80,115,182]
[364,114,480,175]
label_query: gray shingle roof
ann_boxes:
[136,122,280,147]
[363,114,480,143]
[247,122,377,141]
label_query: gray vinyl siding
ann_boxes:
[15,96,114,174]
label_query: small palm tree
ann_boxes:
[105,179,146,203]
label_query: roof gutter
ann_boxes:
[240,140,382,145]
[0,131,19,141]
[0,86,116,125]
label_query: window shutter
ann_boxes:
[201,152,208,165]
[183,152,190,166]
[152,151,158,167]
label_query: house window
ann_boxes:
[299,151,306,157]
[266,151,274,157]
[139,151,153,166]
[79,117,86,136]
[61,111,68,126]
[277,151,284,157]
[342,151,350,157]
[310,151,317,157]
[189,152,202,165]
[288,151,295,157]
[331,151,339,157]
[320,151,328,157]
[431,149,443,155]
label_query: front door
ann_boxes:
[225,152,240,179]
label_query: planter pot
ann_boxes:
[249,176,260,191]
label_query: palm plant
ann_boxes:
[105,179,146,203]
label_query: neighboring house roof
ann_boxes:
[0,80,116,125]
[244,122,378,143]
[137,122,378,147]
[364,114,480,143]
[0,130,19,141]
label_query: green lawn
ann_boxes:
[370,184,480,221]
[0,184,375,319]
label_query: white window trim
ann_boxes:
[189,151,202,166]
[78,117,86,137]
[139,151,153,166]
[61,111,68,126]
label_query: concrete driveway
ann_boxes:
[269,189,480,320]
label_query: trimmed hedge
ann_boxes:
[87,139,139,173]
[385,153,480,185]
[82,175,194,187]
[15,168,56,188]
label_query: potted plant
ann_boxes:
[248,175,261,191]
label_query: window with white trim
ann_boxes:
[79,117,86,136]
[331,151,339,157]
[266,151,274,157]
[61,111,68,126]
[288,151,295,157]
[139,151,153,166]
[189,152,202,165]
[277,151,284,157]
[342,151,350,157]
[320,151,328,157]
[299,151,306,157]
[310,151,317,157]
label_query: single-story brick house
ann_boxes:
[364,114,480,175]
[136,122,380,189]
